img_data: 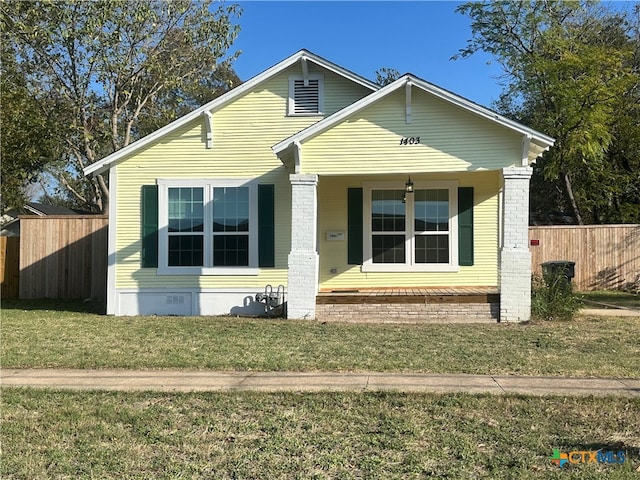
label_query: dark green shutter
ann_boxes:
[458,187,474,266]
[141,185,158,268]
[347,187,363,264]
[258,184,275,267]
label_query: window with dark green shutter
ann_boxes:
[141,185,158,268]
[155,180,264,274]
[458,187,474,266]
[361,181,462,272]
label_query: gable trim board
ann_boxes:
[85,49,555,322]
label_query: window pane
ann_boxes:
[168,187,204,232]
[168,235,203,266]
[213,187,249,232]
[213,234,249,266]
[372,234,406,263]
[415,235,449,264]
[415,189,449,232]
[372,190,405,232]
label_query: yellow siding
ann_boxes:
[115,64,372,289]
[317,171,500,288]
[301,88,522,174]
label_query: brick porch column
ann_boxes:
[287,173,319,319]
[499,166,533,322]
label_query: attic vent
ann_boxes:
[289,74,324,116]
[293,79,319,114]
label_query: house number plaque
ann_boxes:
[399,136,420,145]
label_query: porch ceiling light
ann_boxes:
[405,176,414,193]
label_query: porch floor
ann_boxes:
[316,286,499,304]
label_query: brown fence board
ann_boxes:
[529,225,640,291]
[1,236,20,299]
[19,216,108,301]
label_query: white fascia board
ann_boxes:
[273,74,555,157]
[408,77,555,147]
[300,51,379,91]
[84,49,378,177]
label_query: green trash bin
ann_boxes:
[541,261,576,283]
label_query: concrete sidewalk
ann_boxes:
[580,308,640,317]
[1,369,639,397]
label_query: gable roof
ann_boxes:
[24,202,82,216]
[84,49,379,177]
[273,74,555,163]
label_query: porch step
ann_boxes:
[316,287,499,305]
[315,287,500,323]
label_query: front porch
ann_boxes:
[315,287,500,323]
[286,167,535,322]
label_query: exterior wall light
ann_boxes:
[405,177,414,193]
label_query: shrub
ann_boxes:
[531,271,581,321]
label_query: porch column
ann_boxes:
[287,173,319,319]
[499,166,533,322]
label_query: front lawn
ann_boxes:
[2,300,639,377]
[2,388,639,479]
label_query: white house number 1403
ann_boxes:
[400,137,420,145]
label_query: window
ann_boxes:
[212,187,249,267]
[168,187,204,267]
[414,189,450,264]
[288,74,324,115]
[371,190,406,263]
[363,182,458,272]
[158,179,258,275]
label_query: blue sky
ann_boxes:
[231,1,504,108]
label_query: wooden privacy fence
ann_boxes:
[19,215,108,301]
[529,225,640,292]
[1,236,20,299]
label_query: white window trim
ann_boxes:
[362,181,459,272]
[288,74,324,116]
[157,178,259,276]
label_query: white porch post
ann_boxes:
[499,166,533,322]
[287,173,319,319]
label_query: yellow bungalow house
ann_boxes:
[85,50,554,322]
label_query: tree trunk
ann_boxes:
[96,173,109,214]
[563,172,583,225]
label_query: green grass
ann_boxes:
[2,300,639,377]
[2,388,639,479]
[580,291,640,309]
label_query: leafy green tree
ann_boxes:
[135,63,241,138]
[2,0,241,213]
[456,1,639,224]
[0,44,65,214]
[374,67,401,86]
